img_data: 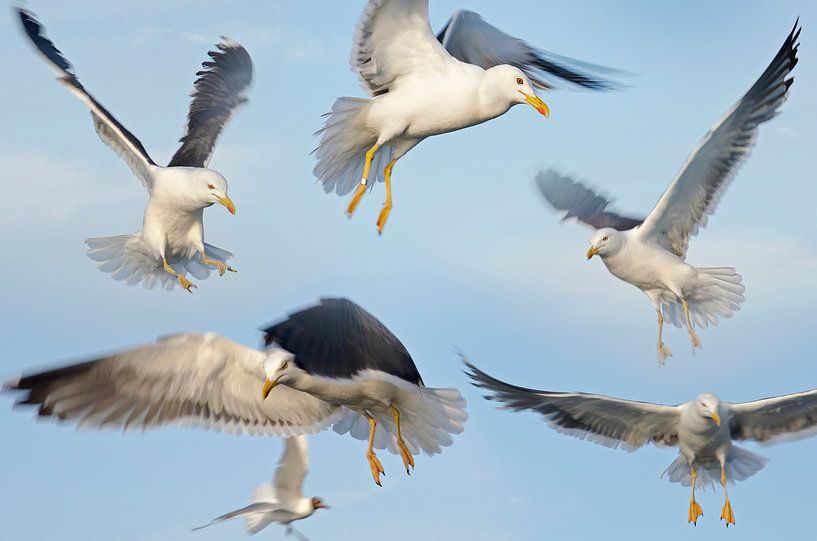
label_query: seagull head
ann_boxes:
[587,228,622,259]
[486,65,549,117]
[196,170,235,215]
[311,497,329,511]
[262,349,298,399]
[695,393,723,427]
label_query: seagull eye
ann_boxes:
[207,184,215,190]
[516,77,524,85]
[280,361,288,371]
[602,235,609,241]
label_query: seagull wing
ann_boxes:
[536,169,643,231]
[437,10,615,90]
[466,362,680,450]
[5,333,341,436]
[273,436,309,503]
[635,22,799,258]
[728,388,817,444]
[351,0,453,96]
[168,39,253,168]
[262,297,423,386]
[17,8,157,191]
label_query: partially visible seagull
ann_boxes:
[17,8,252,292]
[194,436,328,539]
[4,298,466,488]
[466,361,817,527]
[314,1,615,234]
[537,21,799,363]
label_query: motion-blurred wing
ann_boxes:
[729,388,817,444]
[274,436,309,503]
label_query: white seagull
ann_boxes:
[314,1,615,233]
[537,22,799,364]
[18,8,252,292]
[467,361,817,527]
[194,436,328,539]
[4,298,467,488]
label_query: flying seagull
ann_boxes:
[313,1,615,234]
[17,8,252,292]
[466,361,817,527]
[4,298,466,488]
[260,297,468,486]
[194,436,327,539]
[536,21,799,363]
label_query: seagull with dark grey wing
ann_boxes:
[537,22,799,364]
[3,298,466,489]
[194,436,328,539]
[17,8,252,292]
[467,361,817,527]
[260,298,468,486]
[314,0,615,234]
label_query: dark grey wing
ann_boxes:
[168,38,253,168]
[536,169,643,231]
[437,10,616,90]
[17,8,157,190]
[729,388,817,444]
[465,361,680,449]
[636,21,799,258]
[261,298,423,385]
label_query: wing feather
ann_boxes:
[5,334,342,436]
[635,22,799,257]
[273,436,308,503]
[466,362,679,449]
[729,388,817,444]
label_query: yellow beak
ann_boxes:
[710,411,721,426]
[521,91,550,117]
[217,195,236,215]
[262,378,279,399]
[586,246,600,260]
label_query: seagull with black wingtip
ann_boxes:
[16,7,252,292]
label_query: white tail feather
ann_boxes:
[312,97,394,196]
[662,446,768,488]
[663,267,746,329]
[85,233,232,290]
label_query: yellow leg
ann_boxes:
[346,143,380,217]
[376,159,396,234]
[680,298,701,349]
[390,405,414,474]
[657,311,673,365]
[163,258,196,292]
[201,252,236,276]
[688,466,703,525]
[720,464,735,526]
[365,412,385,486]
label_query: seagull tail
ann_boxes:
[85,234,232,290]
[663,446,768,489]
[312,97,393,196]
[662,267,746,329]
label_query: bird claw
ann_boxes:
[367,451,385,486]
[397,439,414,474]
[720,500,735,526]
[177,275,197,293]
[657,343,673,366]
[689,332,702,351]
[215,261,236,276]
[688,499,703,525]
[376,203,392,235]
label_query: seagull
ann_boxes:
[260,297,468,486]
[314,1,615,234]
[536,22,799,364]
[17,8,252,292]
[3,298,466,488]
[194,436,327,539]
[466,361,817,527]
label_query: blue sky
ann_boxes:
[1,1,816,539]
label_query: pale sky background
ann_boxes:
[2,1,816,540]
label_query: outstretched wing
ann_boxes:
[635,22,799,258]
[351,0,452,96]
[262,297,423,386]
[274,436,309,503]
[17,8,157,190]
[536,169,642,231]
[168,38,253,168]
[729,388,817,444]
[466,362,680,450]
[5,333,342,436]
[437,10,615,90]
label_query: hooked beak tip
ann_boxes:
[710,411,721,426]
[261,378,278,399]
[218,195,236,215]
[586,246,599,260]
[521,91,550,117]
